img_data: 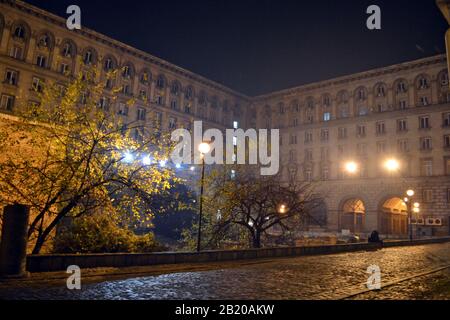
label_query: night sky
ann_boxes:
[24,0,448,96]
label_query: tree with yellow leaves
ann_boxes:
[0,64,177,254]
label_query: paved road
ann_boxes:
[1,243,450,300]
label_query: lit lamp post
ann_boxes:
[196,142,211,252]
[404,189,416,241]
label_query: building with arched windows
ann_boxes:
[1,0,449,239]
[253,54,450,238]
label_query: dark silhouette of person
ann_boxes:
[368,230,383,244]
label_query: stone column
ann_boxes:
[0,204,30,278]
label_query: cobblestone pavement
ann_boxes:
[1,243,450,300]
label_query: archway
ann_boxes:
[340,198,365,233]
[379,197,408,236]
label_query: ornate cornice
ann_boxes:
[254,55,447,102]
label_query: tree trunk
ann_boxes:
[252,230,261,248]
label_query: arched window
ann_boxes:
[171,81,181,95]
[337,90,349,104]
[122,63,134,79]
[83,48,97,65]
[140,69,151,84]
[37,32,53,48]
[374,83,387,97]
[13,25,26,39]
[185,86,194,100]
[61,40,76,58]
[156,75,166,89]
[198,91,207,106]
[290,100,299,112]
[416,74,430,90]
[355,86,367,101]
[211,96,218,108]
[322,94,331,107]
[103,56,116,71]
[438,70,449,86]
[395,79,408,93]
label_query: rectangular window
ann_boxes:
[376,141,387,153]
[321,167,329,181]
[9,46,23,60]
[338,145,345,155]
[321,147,329,161]
[420,137,432,151]
[419,96,429,106]
[305,131,313,143]
[169,117,177,129]
[36,55,47,68]
[98,97,109,111]
[137,108,146,121]
[445,135,450,148]
[357,143,367,156]
[399,100,407,110]
[397,119,408,132]
[397,139,409,153]
[443,113,450,127]
[171,100,178,110]
[420,158,433,176]
[31,77,44,92]
[59,63,69,75]
[376,121,386,135]
[422,189,433,203]
[305,149,313,162]
[357,125,366,137]
[233,121,239,129]
[184,104,191,114]
[323,112,331,121]
[321,129,329,141]
[118,103,128,116]
[445,157,450,175]
[139,90,147,101]
[156,96,163,105]
[338,127,347,139]
[419,116,430,129]
[5,69,18,86]
[155,112,162,127]
[0,94,15,111]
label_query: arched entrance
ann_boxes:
[340,198,365,233]
[380,197,408,236]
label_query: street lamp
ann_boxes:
[278,204,288,215]
[404,189,416,241]
[344,161,358,174]
[196,141,211,252]
[384,159,400,172]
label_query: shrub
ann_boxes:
[53,214,161,253]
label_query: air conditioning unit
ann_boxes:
[425,218,443,226]
[411,218,425,225]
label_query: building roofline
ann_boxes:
[253,54,447,102]
[2,0,250,101]
[2,1,447,103]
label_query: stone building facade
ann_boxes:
[252,55,450,238]
[0,0,249,138]
[1,0,449,239]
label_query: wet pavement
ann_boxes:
[1,242,450,300]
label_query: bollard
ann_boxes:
[0,204,30,278]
